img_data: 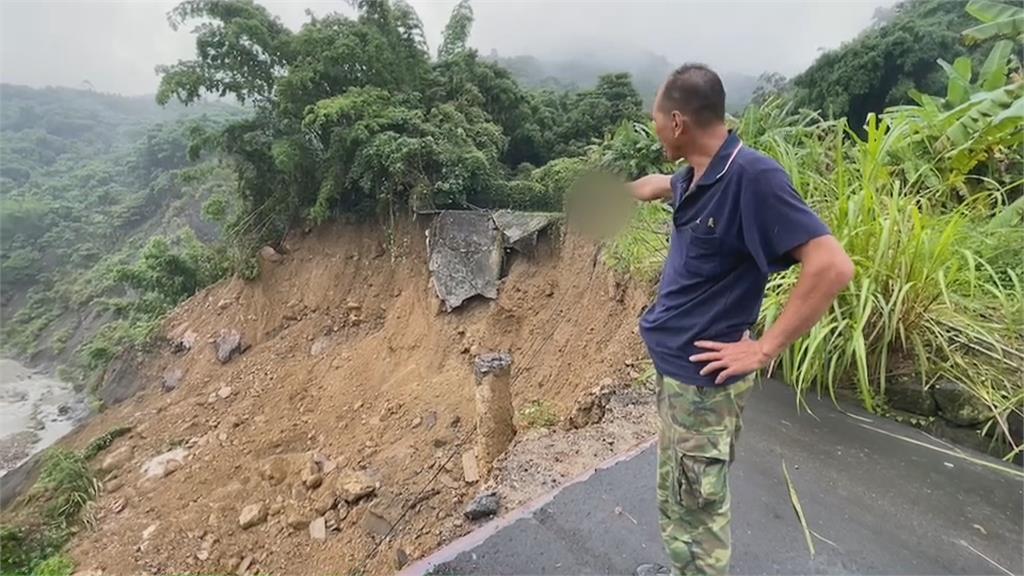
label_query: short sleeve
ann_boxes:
[669,167,692,208]
[740,166,830,274]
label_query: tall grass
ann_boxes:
[35,449,100,528]
[2,429,131,575]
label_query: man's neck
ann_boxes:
[684,125,730,188]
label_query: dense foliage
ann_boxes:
[0,427,127,576]
[791,0,995,128]
[0,85,241,384]
[156,0,646,251]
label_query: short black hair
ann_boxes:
[658,63,726,127]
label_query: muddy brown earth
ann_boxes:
[17,219,655,575]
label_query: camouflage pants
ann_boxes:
[656,373,755,576]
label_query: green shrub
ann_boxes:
[50,327,74,356]
[482,180,561,212]
[36,449,99,527]
[81,427,132,461]
[0,526,68,576]
[519,400,559,428]
[32,554,74,576]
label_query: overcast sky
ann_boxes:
[0,0,895,96]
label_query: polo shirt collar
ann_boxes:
[692,130,743,189]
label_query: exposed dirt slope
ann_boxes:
[59,217,650,575]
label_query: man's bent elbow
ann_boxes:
[831,252,855,291]
[798,235,854,292]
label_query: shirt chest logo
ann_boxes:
[695,216,717,230]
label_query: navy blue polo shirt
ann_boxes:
[639,131,830,387]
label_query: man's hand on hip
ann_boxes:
[690,331,772,385]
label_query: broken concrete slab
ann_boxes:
[492,210,560,253]
[427,211,503,311]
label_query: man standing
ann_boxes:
[629,64,854,575]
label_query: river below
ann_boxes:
[0,358,90,477]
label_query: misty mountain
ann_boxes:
[484,47,762,113]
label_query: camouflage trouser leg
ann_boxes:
[656,373,754,576]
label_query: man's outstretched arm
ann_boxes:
[690,234,854,384]
[629,174,673,202]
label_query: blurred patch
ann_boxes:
[564,168,638,241]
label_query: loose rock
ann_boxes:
[635,563,670,576]
[141,448,188,479]
[162,368,184,393]
[217,386,233,399]
[464,491,500,520]
[934,378,989,426]
[142,523,159,540]
[395,547,410,569]
[461,451,479,484]
[171,330,198,353]
[564,379,615,429]
[238,503,267,529]
[285,504,307,530]
[361,509,392,538]
[261,456,290,486]
[100,445,134,474]
[215,329,244,364]
[301,460,323,489]
[338,471,377,503]
[325,510,339,532]
[259,245,283,263]
[313,490,337,515]
[886,374,937,416]
[309,516,327,541]
[164,459,183,476]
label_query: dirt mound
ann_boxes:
[56,217,650,575]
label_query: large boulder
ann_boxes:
[933,379,989,426]
[427,211,503,311]
[215,329,244,364]
[492,210,560,253]
[884,374,936,417]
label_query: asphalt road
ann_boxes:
[405,380,1024,575]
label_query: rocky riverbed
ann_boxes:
[0,358,89,476]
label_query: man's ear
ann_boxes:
[671,111,685,138]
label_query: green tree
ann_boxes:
[156,0,293,107]
[792,0,982,128]
[438,0,473,61]
[555,72,644,156]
